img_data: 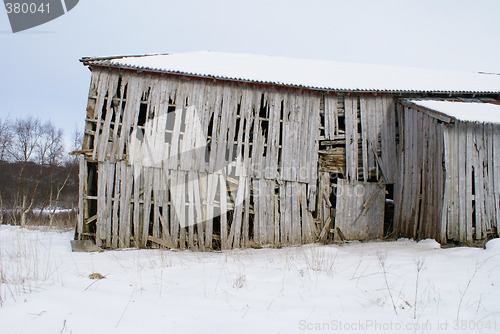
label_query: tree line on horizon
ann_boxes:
[0,116,82,227]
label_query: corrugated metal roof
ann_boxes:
[81,51,500,95]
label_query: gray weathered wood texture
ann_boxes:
[75,67,499,249]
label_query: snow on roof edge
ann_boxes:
[403,99,500,124]
[81,52,500,95]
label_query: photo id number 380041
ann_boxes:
[5,2,50,14]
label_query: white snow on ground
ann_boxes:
[406,100,500,124]
[89,51,500,93]
[1,226,499,334]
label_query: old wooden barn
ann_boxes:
[74,51,500,250]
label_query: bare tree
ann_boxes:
[7,117,66,227]
[0,118,11,225]
[0,118,12,161]
[37,121,64,166]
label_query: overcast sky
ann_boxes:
[1,0,499,150]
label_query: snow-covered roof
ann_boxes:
[404,100,500,124]
[81,51,500,94]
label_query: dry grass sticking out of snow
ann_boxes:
[0,225,499,334]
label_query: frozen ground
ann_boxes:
[0,225,499,334]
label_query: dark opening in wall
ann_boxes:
[384,184,395,238]
[137,103,148,126]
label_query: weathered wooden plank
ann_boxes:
[359,97,369,181]
[204,173,216,248]
[111,162,121,248]
[91,71,110,161]
[335,179,385,240]
[77,155,85,239]
[381,97,397,183]
[118,162,128,247]
[344,96,358,181]
[464,122,475,242]
[324,95,338,139]
[142,167,153,248]
[187,172,196,249]
[132,165,141,247]
[229,176,246,248]
[219,174,228,249]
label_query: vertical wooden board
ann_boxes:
[118,76,143,161]
[268,180,278,245]
[464,122,474,242]
[229,176,246,248]
[207,85,224,174]
[252,178,261,244]
[118,162,127,248]
[111,75,129,162]
[91,71,110,161]
[178,171,187,250]
[204,173,216,248]
[152,168,161,239]
[77,155,85,238]
[142,167,153,247]
[192,173,204,249]
[410,112,422,238]
[258,179,268,244]
[418,117,429,239]
[403,107,416,237]
[299,183,312,242]
[456,123,467,242]
[359,97,369,181]
[225,88,241,176]
[242,176,251,247]
[97,73,120,161]
[279,95,292,181]
[169,171,179,249]
[160,169,171,244]
[364,97,377,174]
[239,89,255,179]
[111,162,121,248]
[219,174,228,249]
[273,182,281,245]
[485,123,495,233]
[475,125,486,238]
[392,104,404,237]
[398,108,412,237]
[215,87,232,172]
[470,123,483,240]
[291,182,302,243]
[445,126,459,241]
[132,165,141,247]
[380,97,397,183]
[265,93,280,180]
[344,96,358,181]
[493,124,500,233]
[279,182,287,244]
[306,96,320,186]
[95,162,105,246]
[324,95,338,140]
[285,182,293,244]
[187,172,196,249]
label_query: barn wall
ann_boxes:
[394,104,500,244]
[442,121,500,243]
[77,68,398,249]
[78,69,321,249]
[393,105,446,242]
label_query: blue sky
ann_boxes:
[1,0,499,150]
